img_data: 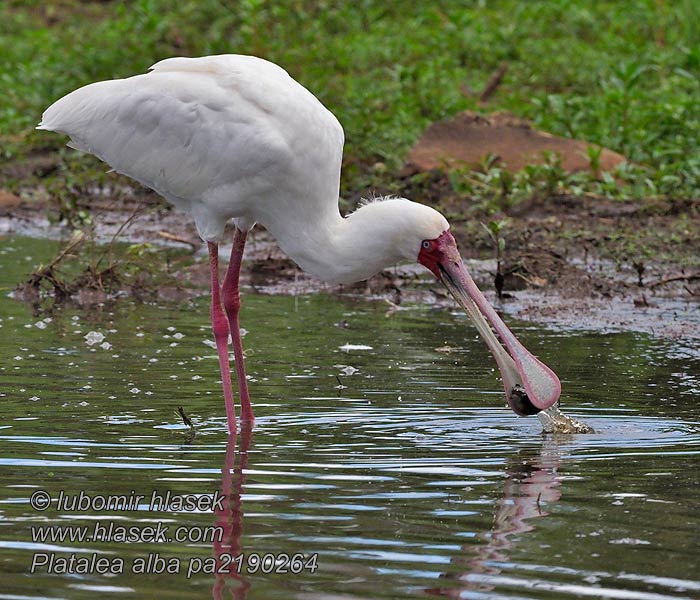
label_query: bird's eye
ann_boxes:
[422,240,431,250]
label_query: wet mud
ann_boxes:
[2,182,698,341]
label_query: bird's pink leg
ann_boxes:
[222,228,254,423]
[208,242,237,435]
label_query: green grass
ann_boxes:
[2,0,700,199]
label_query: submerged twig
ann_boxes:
[177,406,195,430]
[29,230,86,278]
[20,202,180,304]
[24,230,87,300]
[177,405,197,442]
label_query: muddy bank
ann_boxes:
[2,180,699,341]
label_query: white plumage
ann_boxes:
[39,54,446,283]
[39,54,560,434]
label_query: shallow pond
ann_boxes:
[1,236,700,599]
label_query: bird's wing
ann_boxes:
[38,55,345,223]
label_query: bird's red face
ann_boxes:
[417,230,455,279]
[417,229,561,416]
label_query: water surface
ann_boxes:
[1,236,699,599]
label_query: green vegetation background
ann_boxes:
[2,0,700,198]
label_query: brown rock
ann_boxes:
[405,111,627,175]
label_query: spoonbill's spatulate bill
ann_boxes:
[37,54,561,434]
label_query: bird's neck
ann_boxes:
[265,202,411,285]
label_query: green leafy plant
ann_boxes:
[4,0,700,204]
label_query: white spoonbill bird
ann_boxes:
[38,54,561,434]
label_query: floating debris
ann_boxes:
[339,343,373,352]
[609,538,651,546]
[340,366,359,376]
[435,346,454,354]
[84,331,105,346]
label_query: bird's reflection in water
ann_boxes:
[212,426,252,600]
[428,437,565,597]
